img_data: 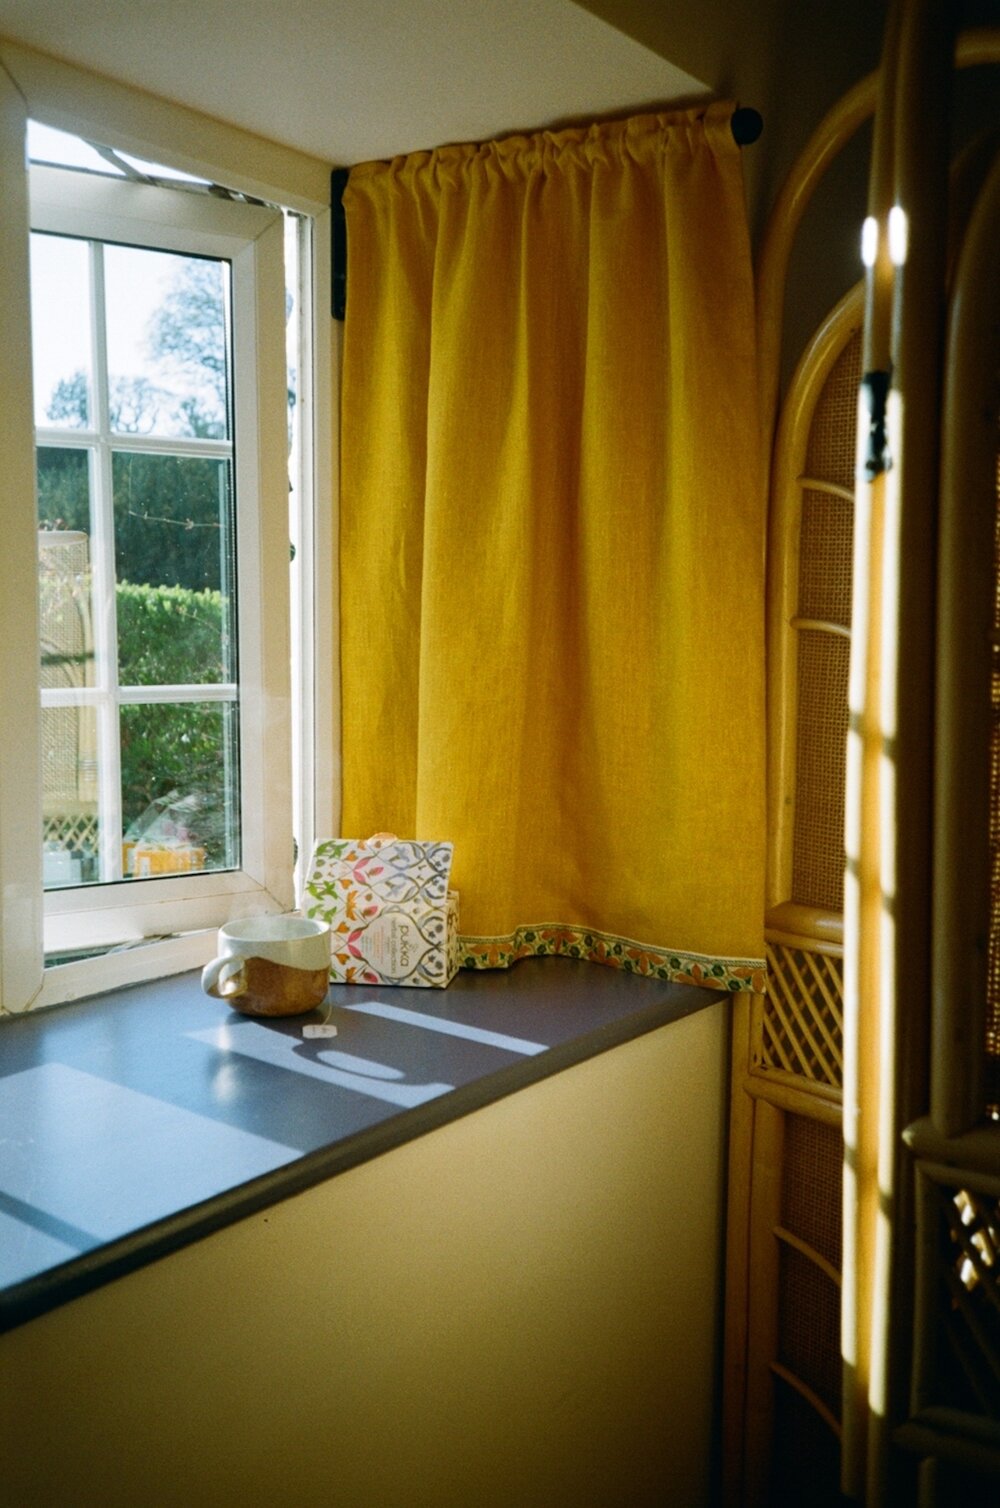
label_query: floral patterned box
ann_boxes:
[303,834,460,987]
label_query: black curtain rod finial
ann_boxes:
[731,107,763,145]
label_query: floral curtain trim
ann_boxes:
[459,925,766,994]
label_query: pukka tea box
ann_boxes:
[304,833,460,987]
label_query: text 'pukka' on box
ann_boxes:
[304,833,460,987]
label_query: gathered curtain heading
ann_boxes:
[339,103,765,992]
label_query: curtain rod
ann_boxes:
[331,107,763,318]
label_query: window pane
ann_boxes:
[41,706,100,888]
[38,454,94,690]
[112,452,236,685]
[30,234,92,428]
[28,121,126,176]
[120,702,240,875]
[38,456,98,894]
[37,445,92,532]
[104,246,230,440]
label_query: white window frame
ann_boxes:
[34,165,291,940]
[0,43,336,1012]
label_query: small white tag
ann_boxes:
[302,1024,339,1039]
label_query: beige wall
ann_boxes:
[2,1000,728,1508]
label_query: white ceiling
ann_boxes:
[0,0,706,167]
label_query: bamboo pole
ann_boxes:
[841,0,902,1493]
[722,991,756,1507]
[871,6,955,1497]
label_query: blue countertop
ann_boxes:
[0,957,723,1331]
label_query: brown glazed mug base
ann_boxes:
[224,956,330,1017]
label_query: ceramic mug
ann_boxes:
[201,915,331,1017]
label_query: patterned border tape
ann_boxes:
[459,923,767,994]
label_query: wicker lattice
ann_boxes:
[926,1181,1000,1419]
[760,941,844,1089]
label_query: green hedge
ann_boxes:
[116,581,234,863]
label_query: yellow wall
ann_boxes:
[2,1000,728,1508]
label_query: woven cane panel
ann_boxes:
[768,1375,842,1507]
[797,488,854,629]
[792,629,850,911]
[777,1240,841,1419]
[804,329,863,492]
[926,1180,1000,1420]
[782,1114,843,1270]
[986,445,1000,1111]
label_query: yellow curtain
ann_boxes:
[340,103,765,992]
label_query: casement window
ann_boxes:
[0,46,335,1012]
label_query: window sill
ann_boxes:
[0,957,726,1332]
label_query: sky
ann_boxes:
[28,121,221,436]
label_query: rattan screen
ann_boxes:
[782,1113,843,1269]
[924,1177,1000,1419]
[798,488,853,628]
[805,333,862,491]
[987,448,1000,1110]
[778,1241,841,1417]
[761,941,844,1088]
[769,1112,844,1503]
[791,630,851,910]
[768,1378,843,1506]
[789,330,861,914]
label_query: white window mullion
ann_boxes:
[118,683,238,705]
[36,429,233,462]
[88,241,124,884]
[42,683,239,709]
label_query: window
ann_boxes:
[34,192,244,897]
[0,45,335,1011]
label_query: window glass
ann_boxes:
[112,452,236,684]
[33,228,241,892]
[120,702,240,876]
[104,246,230,441]
[27,120,124,175]
[38,464,98,887]
[30,234,92,428]
[1,83,312,1010]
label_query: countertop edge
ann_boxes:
[1,978,725,1334]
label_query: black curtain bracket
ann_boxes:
[331,167,349,321]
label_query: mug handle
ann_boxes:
[201,955,248,1000]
